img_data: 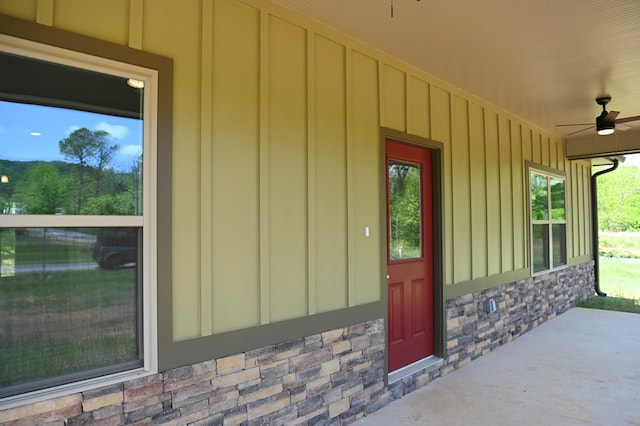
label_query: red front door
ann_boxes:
[386,139,434,372]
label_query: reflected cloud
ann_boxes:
[120,144,142,157]
[65,125,81,135]
[95,122,130,139]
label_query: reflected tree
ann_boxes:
[21,163,68,214]
[389,163,421,259]
[59,128,119,214]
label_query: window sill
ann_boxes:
[531,263,569,277]
[0,367,156,411]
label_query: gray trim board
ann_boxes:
[445,269,531,299]
[159,301,385,370]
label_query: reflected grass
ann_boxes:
[0,334,138,387]
[15,232,93,264]
[0,268,139,389]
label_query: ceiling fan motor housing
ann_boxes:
[596,112,615,134]
[595,95,615,135]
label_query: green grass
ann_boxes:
[597,257,640,300]
[577,296,640,314]
[577,231,640,314]
[599,231,640,258]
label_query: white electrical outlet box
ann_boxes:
[486,298,497,314]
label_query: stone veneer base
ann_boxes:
[0,262,594,425]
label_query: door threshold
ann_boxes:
[388,355,444,384]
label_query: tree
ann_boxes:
[597,165,640,232]
[59,128,119,213]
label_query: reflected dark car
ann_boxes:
[91,231,138,269]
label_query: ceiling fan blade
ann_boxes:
[605,111,620,121]
[566,126,595,136]
[616,115,640,124]
[556,123,593,127]
[618,123,631,131]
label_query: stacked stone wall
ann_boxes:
[0,262,594,425]
[389,261,595,395]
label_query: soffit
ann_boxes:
[272,0,640,141]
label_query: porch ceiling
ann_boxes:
[272,0,640,148]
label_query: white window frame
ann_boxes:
[0,34,158,408]
[529,166,567,276]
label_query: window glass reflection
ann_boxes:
[0,98,143,216]
[550,178,565,221]
[389,161,422,260]
[530,172,548,220]
[0,227,140,394]
[552,224,567,267]
[532,223,550,273]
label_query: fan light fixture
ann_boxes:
[595,96,618,136]
[127,78,144,89]
[596,113,615,135]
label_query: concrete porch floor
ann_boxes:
[358,308,640,425]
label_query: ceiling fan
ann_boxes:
[557,95,640,136]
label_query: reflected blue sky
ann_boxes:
[0,100,142,172]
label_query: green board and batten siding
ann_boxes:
[0,0,592,361]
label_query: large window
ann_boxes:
[530,168,567,274]
[0,34,158,401]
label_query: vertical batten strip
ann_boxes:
[500,117,514,272]
[585,165,592,254]
[466,101,472,228]
[307,31,317,315]
[494,113,503,274]
[199,0,214,336]
[563,145,575,257]
[128,0,143,49]
[577,163,584,257]
[582,165,590,255]
[404,72,410,133]
[36,0,54,26]
[565,160,573,258]
[511,123,525,270]
[577,164,584,255]
[259,10,271,324]
[445,91,453,284]
[378,62,385,129]
[451,96,471,282]
[571,162,580,257]
[467,102,487,280]
[346,48,355,306]
[483,107,492,277]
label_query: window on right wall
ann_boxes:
[530,168,567,274]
